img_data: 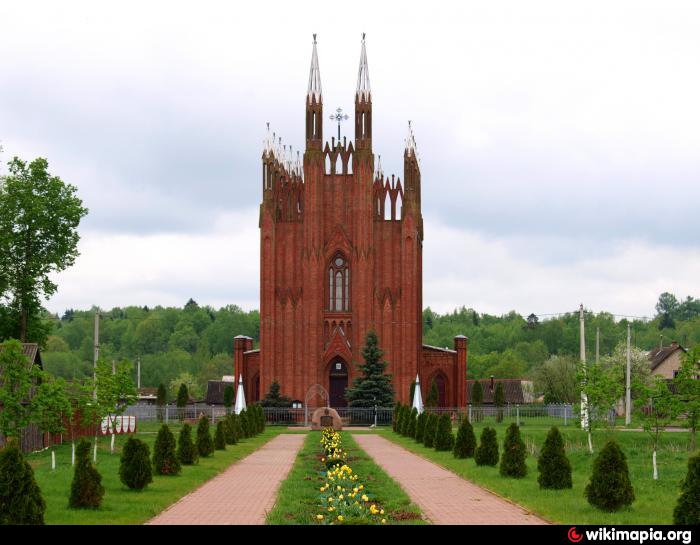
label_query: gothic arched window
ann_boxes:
[328,253,350,311]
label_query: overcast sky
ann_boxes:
[1,0,699,319]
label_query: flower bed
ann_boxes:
[315,428,387,525]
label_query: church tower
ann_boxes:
[235,35,467,409]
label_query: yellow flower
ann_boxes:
[380,509,385,515]
[361,494,369,502]
[320,487,325,492]
[339,494,344,500]
[316,514,324,520]
[381,518,386,524]
[337,515,344,522]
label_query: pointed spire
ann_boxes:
[405,120,418,160]
[356,33,371,101]
[308,34,322,103]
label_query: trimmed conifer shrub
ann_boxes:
[119,437,153,490]
[500,423,527,478]
[415,411,427,442]
[494,382,505,423]
[258,405,267,433]
[585,440,635,512]
[453,417,476,458]
[153,424,181,476]
[69,439,105,509]
[407,408,418,437]
[537,426,572,489]
[475,427,499,466]
[423,413,438,448]
[232,413,244,442]
[0,443,46,523]
[196,415,214,457]
[395,404,404,435]
[434,413,455,451]
[674,452,700,524]
[400,405,410,436]
[392,402,402,432]
[224,414,238,445]
[177,423,198,465]
[214,421,226,450]
[239,409,250,438]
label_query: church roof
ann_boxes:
[307,34,322,103]
[356,34,371,101]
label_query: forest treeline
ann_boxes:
[32,292,700,399]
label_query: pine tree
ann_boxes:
[499,423,527,478]
[537,426,572,489]
[119,437,153,490]
[453,417,476,458]
[223,385,235,408]
[196,415,214,457]
[425,380,439,408]
[177,423,198,465]
[260,380,293,407]
[214,421,227,450]
[674,453,700,524]
[494,382,505,423]
[69,439,105,508]
[153,424,181,476]
[345,331,395,407]
[156,383,167,422]
[434,413,455,451]
[407,408,418,437]
[224,413,238,445]
[471,381,483,422]
[585,440,635,511]
[475,427,499,466]
[415,411,427,442]
[0,443,46,523]
[423,413,438,448]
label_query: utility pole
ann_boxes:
[580,304,588,431]
[596,327,600,365]
[626,322,632,425]
[137,356,141,390]
[93,310,100,399]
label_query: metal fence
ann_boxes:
[122,403,577,427]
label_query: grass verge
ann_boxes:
[266,431,425,525]
[379,424,693,525]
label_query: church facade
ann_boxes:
[234,36,467,408]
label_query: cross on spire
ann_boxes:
[329,107,349,141]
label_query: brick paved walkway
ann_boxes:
[148,434,305,525]
[353,434,547,525]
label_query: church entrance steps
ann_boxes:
[147,434,305,525]
[353,434,548,525]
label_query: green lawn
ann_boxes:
[26,422,284,524]
[267,431,425,525]
[379,423,695,525]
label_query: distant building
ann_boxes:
[466,377,535,405]
[136,387,158,405]
[205,376,236,406]
[649,341,687,379]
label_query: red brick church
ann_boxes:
[234,35,467,408]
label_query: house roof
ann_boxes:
[466,378,529,404]
[0,342,43,370]
[422,344,456,354]
[648,342,687,371]
[205,380,234,405]
[138,387,158,398]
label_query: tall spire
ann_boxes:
[356,33,371,101]
[307,34,322,103]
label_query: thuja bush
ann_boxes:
[0,443,46,524]
[407,408,418,438]
[224,414,239,445]
[401,406,412,436]
[499,423,527,478]
[392,402,402,432]
[395,405,405,435]
[537,427,572,489]
[119,437,153,490]
[196,416,215,457]
[585,440,635,512]
[153,424,181,476]
[453,417,476,459]
[434,413,455,452]
[214,421,227,450]
[415,411,427,442]
[69,439,105,509]
[239,409,250,438]
[423,413,438,448]
[475,427,499,466]
[177,423,198,465]
[673,453,700,524]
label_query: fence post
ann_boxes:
[564,404,568,426]
[166,406,169,424]
[516,405,520,426]
[468,404,472,423]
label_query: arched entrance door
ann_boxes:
[433,372,448,407]
[328,359,348,408]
